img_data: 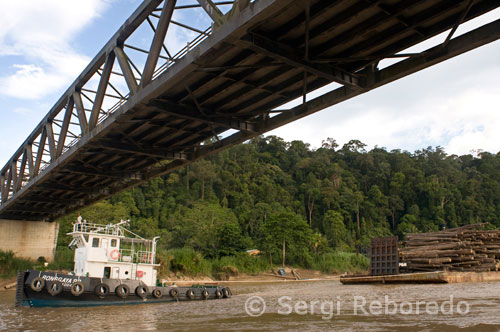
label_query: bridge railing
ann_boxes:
[0,0,250,209]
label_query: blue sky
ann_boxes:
[0,1,499,168]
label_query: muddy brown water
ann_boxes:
[1,280,500,331]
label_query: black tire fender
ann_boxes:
[215,289,223,299]
[71,282,85,296]
[135,285,148,299]
[30,277,45,292]
[222,287,231,298]
[152,288,163,299]
[47,281,63,296]
[186,289,195,300]
[115,284,130,299]
[169,288,178,298]
[95,283,110,297]
[202,288,210,299]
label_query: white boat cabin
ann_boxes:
[68,220,159,287]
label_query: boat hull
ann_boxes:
[17,270,231,308]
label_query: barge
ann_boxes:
[340,271,500,284]
[16,220,231,307]
[341,227,500,285]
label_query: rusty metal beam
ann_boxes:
[15,151,28,193]
[3,170,12,204]
[95,139,187,160]
[73,92,88,134]
[10,163,18,198]
[61,165,142,179]
[240,33,360,88]
[89,52,116,130]
[19,195,80,206]
[115,46,139,94]
[0,174,4,204]
[56,98,74,158]
[45,122,57,161]
[147,100,256,132]
[141,0,177,86]
[36,182,97,195]
[26,144,34,179]
[197,0,225,26]
[33,129,47,177]
[2,170,12,204]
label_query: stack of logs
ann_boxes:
[399,224,500,273]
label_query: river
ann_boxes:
[1,280,500,331]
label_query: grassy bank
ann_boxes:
[158,248,272,280]
[157,248,369,280]
[311,252,370,274]
[0,250,36,279]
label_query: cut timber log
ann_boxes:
[399,224,500,273]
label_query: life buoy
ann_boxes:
[95,283,110,297]
[71,282,85,296]
[222,287,231,298]
[215,289,223,299]
[109,249,120,260]
[186,289,195,300]
[202,288,209,299]
[135,285,148,299]
[30,277,45,292]
[152,288,162,298]
[115,284,129,299]
[47,281,63,296]
[169,288,178,298]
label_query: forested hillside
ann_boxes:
[56,136,500,272]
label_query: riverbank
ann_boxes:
[0,277,17,290]
[161,268,345,286]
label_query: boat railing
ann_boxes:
[73,222,125,236]
[118,249,134,263]
[135,250,154,264]
[113,249,154,264]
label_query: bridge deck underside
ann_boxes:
[1,0,499,221]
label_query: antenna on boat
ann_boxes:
[117,219,130,227]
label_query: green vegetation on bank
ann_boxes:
[311,252,369,274]
[0,250,36,279]
[48,136,499,278]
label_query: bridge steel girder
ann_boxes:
[0,0,499,221]
[239,33,361,88]
[144,18,500,183]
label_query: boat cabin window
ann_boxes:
[111,239,117,247]
[83,235,89,243]
[92,237,100,248]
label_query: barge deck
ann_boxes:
[340,271,500,284]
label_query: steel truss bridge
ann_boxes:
[1,0,499,221]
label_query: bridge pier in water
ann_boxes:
[0,219,59,262]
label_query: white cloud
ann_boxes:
[13,106,33,116]
[0,0,112,99]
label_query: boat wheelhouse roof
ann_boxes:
[67,219,154,245]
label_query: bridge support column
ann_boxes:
[0,219,59,262]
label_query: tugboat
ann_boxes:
[15,220,231,307]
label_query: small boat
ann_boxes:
[16,220,231,307]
